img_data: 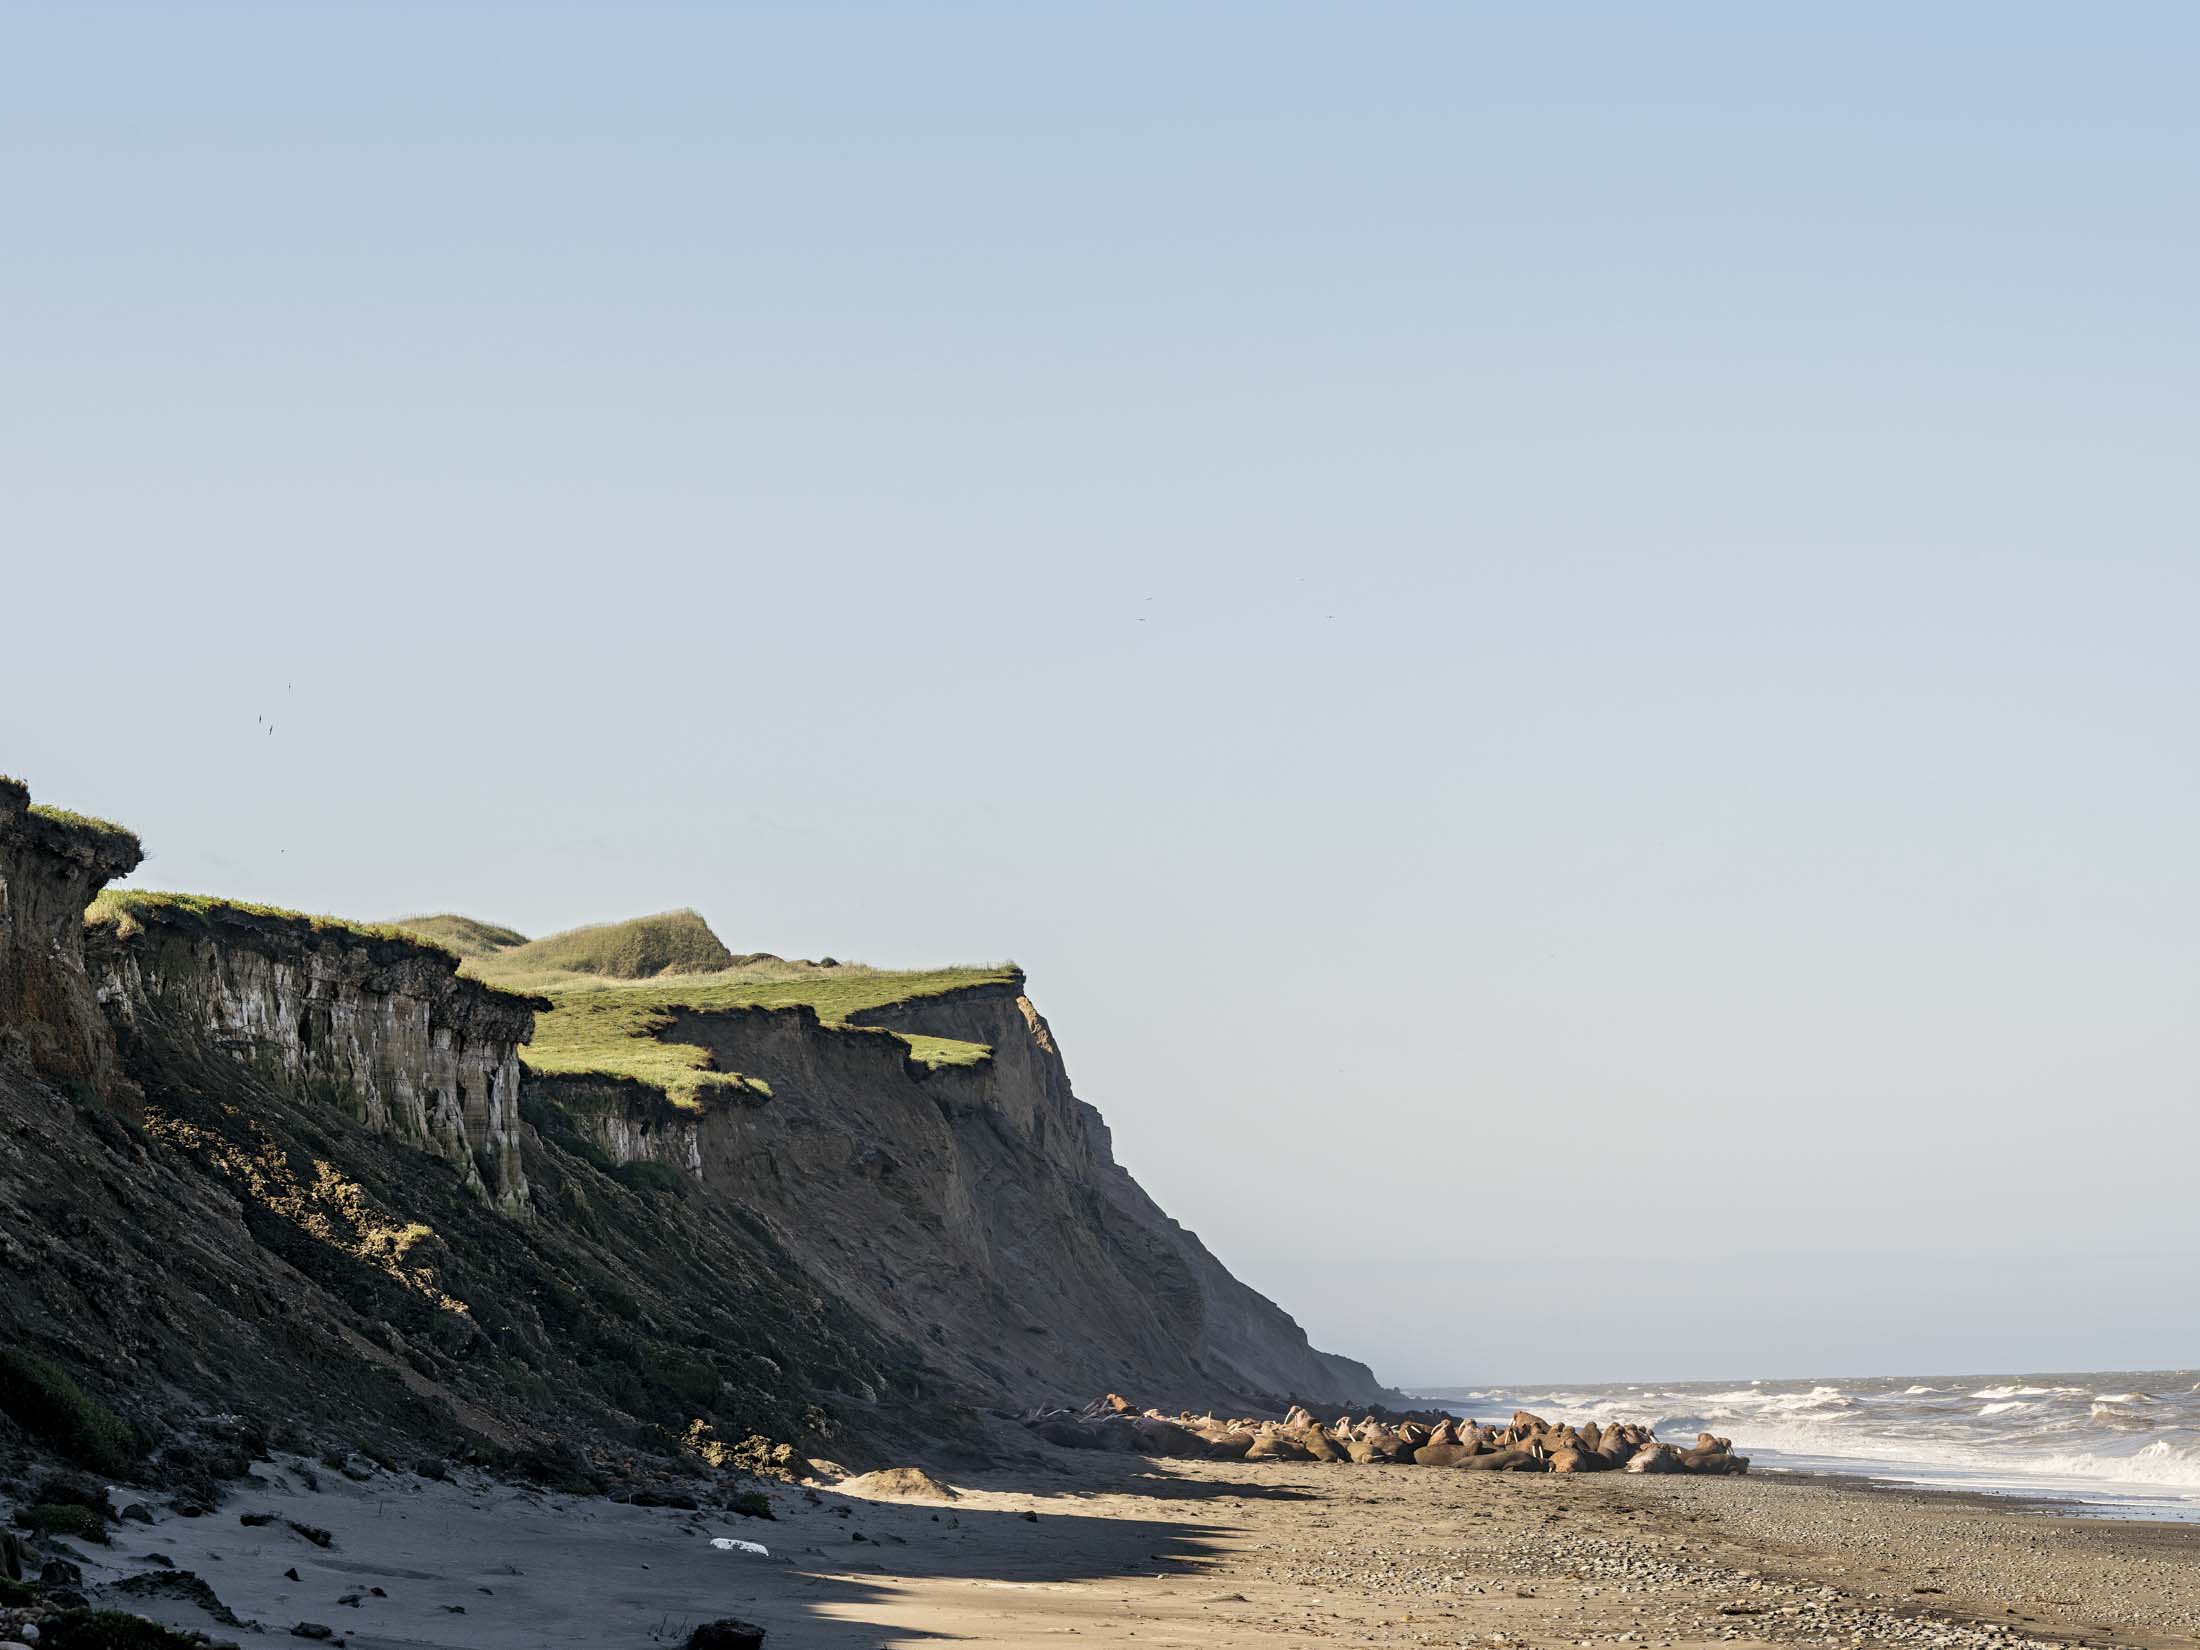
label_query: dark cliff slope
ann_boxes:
[543,981,1385,1409]
[0,778,142,1105]
[3,792,936,1486]
[1,774,1390,1493]
[849,984,1382,1405]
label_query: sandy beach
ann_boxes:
[53,1447,2200,1650]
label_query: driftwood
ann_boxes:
[1013,1394,1749,1477]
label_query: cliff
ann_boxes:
[0,772,1390,1501]
[87,893,543,1215]
[847,983,1384,1404]
[0,777,142,1106]
[535,976,1388,1410]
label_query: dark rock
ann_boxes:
[14,1504,109,1544]
[43,1556,85,1586]
[113,1568,251,1628]
[35,1607,201,1649]
[33,1476,115,1517]
[117,1504,154,1525]
[290,1624,334,1640]
[685,1620,767,1650]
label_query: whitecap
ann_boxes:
[1978,1401,2031,1417]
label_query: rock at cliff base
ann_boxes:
[686,1620,767,1650]
[839,1467,960,1502]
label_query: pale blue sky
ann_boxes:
[7,4,2197,1383]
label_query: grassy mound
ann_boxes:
[521,962,1018,1110]
[385,913,531,958]
[479,909,734,982]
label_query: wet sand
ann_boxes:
[67,1450,2200,1648]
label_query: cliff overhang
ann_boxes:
[86,890,547,1215]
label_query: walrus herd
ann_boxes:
[1019,1394,1750,1476]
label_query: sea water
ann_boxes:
[1414,1370,2200,1522]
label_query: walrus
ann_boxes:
[1036,1420,1123,1451]
[1410,1442,1483,1468]
[1350,1428,1413,1464]
[1626,1443,1682,1474]
[1454,1445,1548,1472]
[1297,1429,1350,1463]
[1246,1432,1313,1461]
[1680,1443,1750,1475]
[1130,1417,1204,1457]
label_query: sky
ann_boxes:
[5,3,2197,1385]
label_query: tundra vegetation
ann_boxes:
[0,1347,136,1477]
[88,890,460,960]
[24,805,142,854]
[386,909,1017,1110]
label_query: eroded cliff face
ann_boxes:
[2,769,1387,1490]
[0,778,141,1106]
[533,979,1391,1411]
[88,905,540,1215]
[2,856,933,1481]
[854,983,1392,1408]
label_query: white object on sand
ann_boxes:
[710,1537,770,1557]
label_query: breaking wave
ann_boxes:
[1413,1368,2200,1519]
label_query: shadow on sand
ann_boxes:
[750,1453,1288,1646]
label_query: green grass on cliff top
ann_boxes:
[482,939,1018,1111]
[88,889,460,961]
[87,887,1016,1112]
[26,803,142,852]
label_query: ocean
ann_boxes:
[1414,1370,2200,1521]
